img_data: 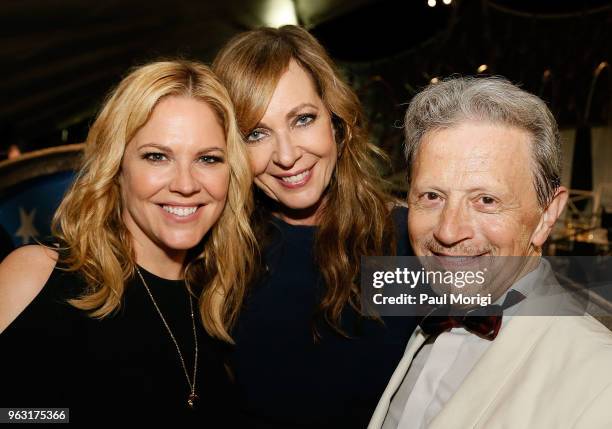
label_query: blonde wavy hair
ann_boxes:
[213,26,398,336]
[52,60,256,342]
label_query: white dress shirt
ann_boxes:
[382,262,546,429]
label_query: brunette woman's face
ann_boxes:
[245,60,337,225]
[120,96,230,256]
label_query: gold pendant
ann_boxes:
[188,393,199,409]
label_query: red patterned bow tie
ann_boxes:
[418,290,525,340]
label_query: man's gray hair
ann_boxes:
[404,76,562,207]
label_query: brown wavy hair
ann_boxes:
[52,60,256,342]
[213,26,398,335]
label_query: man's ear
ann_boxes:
[531,186,568,247]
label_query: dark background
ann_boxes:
[1,0,610,156]
[0,0,611,259]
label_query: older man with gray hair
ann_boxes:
[369,76,612,429]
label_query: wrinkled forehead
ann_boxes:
[411,121,535,193]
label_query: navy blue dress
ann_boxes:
[228,206,417,428]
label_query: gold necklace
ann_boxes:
[135,266,199,409]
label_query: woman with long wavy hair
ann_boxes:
[213,25,417,428]
[0,60,256,423]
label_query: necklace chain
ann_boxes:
[135,266,199,408]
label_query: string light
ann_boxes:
[443,0,452,4]
[427,0,436,7]
[477,64,488,73]
[430,77,440,84]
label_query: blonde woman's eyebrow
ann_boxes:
[138,143,173,152]
[139,143,225,156]
[196,147,226,156]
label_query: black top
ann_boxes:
[228,206,418,428]
[0,224,14,262]
[0,261,230,424]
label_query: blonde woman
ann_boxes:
[213,26,417,428]
[0,60,255,423]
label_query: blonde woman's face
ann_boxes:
[245,60,337,225]
[120,96,229,256]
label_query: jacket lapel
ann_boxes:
[368,328,428,429]
[429,316,555,428]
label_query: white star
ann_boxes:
[15,207,39,244]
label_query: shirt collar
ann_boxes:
[495,258,549,316]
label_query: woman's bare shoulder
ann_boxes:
[0,245,59,333]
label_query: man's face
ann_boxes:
[408,121,566,298]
